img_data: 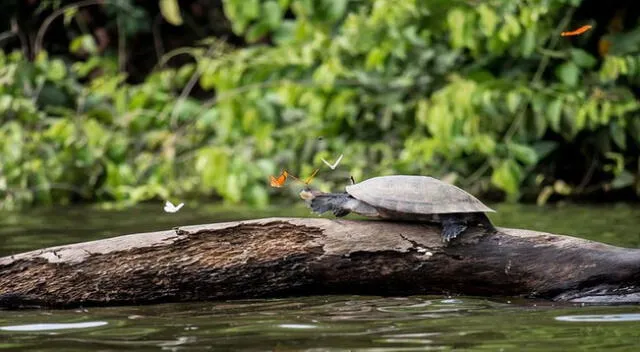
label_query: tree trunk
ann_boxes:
[1,217,639,309]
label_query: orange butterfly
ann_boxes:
[269,168,320,188]
[561,25,592,37]
[269,170,289,188]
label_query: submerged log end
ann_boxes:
[1,217,639,309]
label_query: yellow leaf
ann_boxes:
[537,185,554,206]
[160,0,183,26]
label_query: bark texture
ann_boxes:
[1,217,639,309]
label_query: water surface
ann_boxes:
[1,202,639,351]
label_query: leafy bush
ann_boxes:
[0,49,274,210]
[196,0,640,202]
[1,0,639,210]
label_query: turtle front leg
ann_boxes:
[440,214,468,242]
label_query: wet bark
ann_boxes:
[1,217,640,309]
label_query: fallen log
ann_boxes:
[1,217,639,309]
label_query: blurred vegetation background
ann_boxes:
[0,0,639,211]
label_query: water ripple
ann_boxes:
[555,313,640,322]
[0,321,108,332]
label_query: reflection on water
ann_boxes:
[0,202,639,350]
[0,321,109,331]
[1,296,640,351]
[555,313,640,322]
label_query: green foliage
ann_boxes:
[222,0,350,42]
[0,50,273,210]
[1,0,640,210]
[195,0,640,202]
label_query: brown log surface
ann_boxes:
[1,217,640,309]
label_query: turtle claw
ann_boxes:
[441,218,467,242]
[332,208,350,217]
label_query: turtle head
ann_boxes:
[299,189,316,200]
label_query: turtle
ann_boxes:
[299,175,496,242]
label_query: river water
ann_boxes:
[0,202,639,351]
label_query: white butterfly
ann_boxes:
[164,200,184,213]
[321,153,344,170]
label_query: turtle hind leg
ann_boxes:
[474,212,496,232]
[440,214,468,242]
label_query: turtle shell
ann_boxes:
[345,175,495,215]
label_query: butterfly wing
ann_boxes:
[269,175,279,187]
[269,171,288,187]
[562,25,592,37]
[331,154,344,169]
[304,168,319,184]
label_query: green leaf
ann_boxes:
[506,91,521,114]
[272,19,296,44]
[160,0,183,26]
[70,35,98,55]
[599,100,613,125]
[570,49,597,68]
[546,98,563,132]
[278,0,291,8]
[262,1,282,28]
[477,4,498,37]
[585,99,599,129]
[555,62,580,87]
[326,0,348,22]
[0,96,12,112]
[500,14,522,41]
[63,7,78,26]
[244,0,261,20]
[246,22,271,43]
[508,143,538,165]
[491,159,522,200]
[604,152,625,174]
[365,48,387,71]
[447,8,466,48]
[242,107,258,131]
[230,16,249,34]
[553,180,572,195]
[537,185,554,206]
[599,56,619,82]
[47,59,67,81]
[415,99,429,125]
[611,170,634,189]
[532,141,558,160]
[248,184,269,208]
[474,134,496,155]
[224,174,242,203]
[532,112,548,138]
[610,122,627,150]
[196,146,229,192]
[521,29,536,57]
[175,64,196,86]
[575,104,588,131]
